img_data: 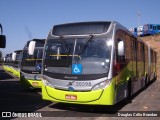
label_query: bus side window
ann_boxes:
[132,38,137,61]
[153,26,156,30]
[115,29,126,64]
[125,34,132,60]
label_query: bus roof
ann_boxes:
[52,21,112,36]
[24,39,45,48]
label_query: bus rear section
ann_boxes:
[41,21,156,105]
[20,39,45,88]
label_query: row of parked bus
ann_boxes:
[3,21,157,106]
[129,24,160,37]
[3,39,45,88]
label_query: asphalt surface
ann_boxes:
[0,66,160,120]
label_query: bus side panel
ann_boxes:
[150,49,156,80]
[137,43,145,88]
[148,47,151,81]
[115,63,132,102]
[144,46,148,81]
[114,31,133,102]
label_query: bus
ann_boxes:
[0,23,6,48]
[3,54,10,71]
[1,23,6,70]
[137,26,144,37]
[129,27,137,37]
[4,53,14,73]
[12,50,22,78]
[41,21,157,105]
[20,39,45,88]
[143,24,160,36]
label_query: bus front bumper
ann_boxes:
[20,76,42,88]
[12,69,20,78]
[41,80,116,105]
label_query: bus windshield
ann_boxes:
[13,53,21,68]
[21,49,43,71]
[44,37,112,76]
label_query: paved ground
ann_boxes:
[0,66,159,120]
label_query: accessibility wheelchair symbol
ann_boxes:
[35,63,42,71]
[72,64,82,74]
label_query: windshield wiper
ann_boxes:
[78,35,93,54]
[59,35,69,53]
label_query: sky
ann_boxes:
[0,0,160,56]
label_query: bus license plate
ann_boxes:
[32,82,39,86]
[65,94,77,100]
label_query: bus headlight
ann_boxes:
[42,78,54,88]
[92,80,111,91]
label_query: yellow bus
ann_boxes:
[20,39,45,88]
[12,50,22,78]
[41,21,156,105]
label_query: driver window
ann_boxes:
[116,39,125,63]
[115,30,126,63]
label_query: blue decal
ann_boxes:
[34,75,37,80]
[72,64,82,74]
[35,63,42,71]
[68,86,75,91]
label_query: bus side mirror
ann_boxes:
[0,35,6,48]
[118,41,124,56]
[28,41,36,55]
[12,52,16,61]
